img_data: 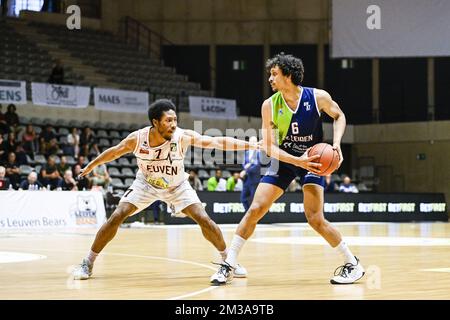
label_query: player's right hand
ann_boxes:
[294,151,322,174]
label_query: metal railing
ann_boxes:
[123,16,173,60]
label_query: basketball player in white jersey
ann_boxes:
[72,99,257,280]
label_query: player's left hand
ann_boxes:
[332,143,343,168]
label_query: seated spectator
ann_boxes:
[207,169,226,191]
[4,104,19,133]
[4,152,20,189]
[57,155,70,177]
[58,169,78,191]
[226,172,243,191]
[339,176,359,193]
[19,171,44,190]
[39,124,56,155]
[72,155,86,172]
[73,164,91,190]
[22,124,37,160]
[0,134,6,162]
[65,127,79,157]
[0,165,10,190]
[48,59,65,84]
[45,138,60,157]
[3,132,26,165]
[80,127,99,156]
[188,169,203,191]
[0,104,9,134]
[324,175,339,193]
[4,132,18,155]
[40,155,63,190]
[92,163,110,188]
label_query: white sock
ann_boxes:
[86,250,98,265]
[225,234,246,268]
[219,248,228,262]
[335,241,357,265]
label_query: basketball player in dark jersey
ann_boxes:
[211,53,365,285]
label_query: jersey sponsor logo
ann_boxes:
[284,134,313,142]
[146,164,178,176]
[139,148,149,154]
[304,101,311,111]
[146,177,170,189]
[170,143,177,152]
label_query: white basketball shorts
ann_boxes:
[119,174,202,216]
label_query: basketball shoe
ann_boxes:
[210,261,234,285]
[233,264,247,278]
[330,256,365,284]
[73,258,93,280]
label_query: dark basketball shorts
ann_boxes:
[260,160,325,191]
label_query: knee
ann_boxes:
[108,209,129,226]
[245,202,266,223]
[306,213,325,230]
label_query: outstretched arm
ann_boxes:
[316,89,346,168]
[260,99,321,173]
[182,129,257,151]
[78,132,137,178]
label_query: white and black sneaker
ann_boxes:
[73,258,93,280]
[330,256,365,285]
[210,261,234,286]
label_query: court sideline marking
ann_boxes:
[1,246,218,300]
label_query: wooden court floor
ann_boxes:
[1,221,450,300]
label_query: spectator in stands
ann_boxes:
[19,171,44,190]
[40,155,62,190]
[92,163,110,189]
[339,176,359,193]
[48,59,65,84]
[4,132,18,155]
[188,169,203,191]
[3,131,26,165]
[45,137,60,157]
[240,136,261,210]
[57,155,70,177]
[226,172,243,192]
[0,165,10,190]
[0,104,9,134]
[72,155,86,172]
[79,127,99,157]
[73,163,90,190]
[58,169,78,191]
[207,169,226,191]
[22,124,37,160]
[0,134,6,162]
[65,127,80,157]
[4,104,19,133]
[324,175,339,193]
[4,152,20,189]
[39,124,56,155]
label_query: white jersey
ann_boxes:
[132,126,188,189]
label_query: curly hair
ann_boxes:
[148,99,176,125]
[266,53,304,86]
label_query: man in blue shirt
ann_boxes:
[240,136,261,211]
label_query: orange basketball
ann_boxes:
[307,143,340,176]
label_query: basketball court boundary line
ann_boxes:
[3,247,219,300]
